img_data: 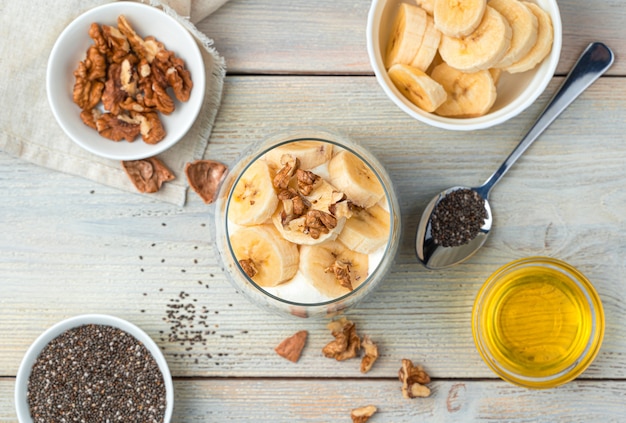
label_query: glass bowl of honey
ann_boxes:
[472,256,604,389]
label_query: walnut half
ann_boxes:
[322,317,361,361]
[398,359,431,399]
[121,157,175,193]
[360,335,379,374]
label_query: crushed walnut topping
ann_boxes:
[398,359,431,399]
[322,317,361,361]
[238,258,258,278]
[273,154,299,190]
[295,168,321,195]
[360,335,379,374]
[304,209,337,239]
[274,330,308,363]
[351,405,377,423]
[325,259,353,290]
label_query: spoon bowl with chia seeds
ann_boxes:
[416,42,614,269]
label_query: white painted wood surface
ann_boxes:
[2,0,626,421]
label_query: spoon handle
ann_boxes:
[477,42,614,198]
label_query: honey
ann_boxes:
[473,257,604,388]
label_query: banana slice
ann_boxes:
[264,140,333,171]
[439,6,512,72]
[410,15,442,71]
[431,62,497,117]
[328,150,386,209]
[385,3,429,69]
[387,63,447,113]
[229,159,278,226]
[415,0,435,15]
[433,0,487,37]
[503,2,554,74]
[230,225,299,287]
[300,240,369,298]
[489,67,502,85]
[338,204,391,254]
[272,180,347,246]
[490,0,538,68]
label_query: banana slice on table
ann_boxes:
[388,63,447,113]
[503,2,554,74]
[328,150,386,209]
[410,15,442,72]
[385,3,428,69]
[272,180,347,246]
[431,62,497,117]
[300,240,369,298]
[490,0,538,68]
[229,159,278,226]
[230,225,299,287]
[439,5,512,72]
[263,140,333,171]
[338,204,391,254]
[434,0,487,37]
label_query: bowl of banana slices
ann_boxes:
[214,129,401,318]
[367,0,562,130]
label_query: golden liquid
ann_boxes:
[481,265,593,378]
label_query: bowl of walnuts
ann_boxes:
[46,2,205,160]
[367,0,562,130]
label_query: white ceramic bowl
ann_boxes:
[47,2,205,160]
[14,314,174,423]
[366,0,562,131]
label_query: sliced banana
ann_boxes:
[300,240,369,298]
[388,63,447,113]
[433,0,487,37]
[503,2,554,74]
[489,67,502,85]
[431,62,497,117]
[410,15,442,72]
[230,225,299,287]
[328,150,386,209]
[272,180,347,246]
[339,204,391,254]
[414,0,435,15]
[263,140,333,171]
[490,0,538,68]
[229,159,278,226]
[385,3,429,69]
[439,6,512,72]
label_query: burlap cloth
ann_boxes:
[0,0,228,206]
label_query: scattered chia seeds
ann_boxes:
[27,324,166,423]
[430,188,488,247]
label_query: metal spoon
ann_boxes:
[416,42,614,269]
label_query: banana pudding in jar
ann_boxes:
[215,129,400,318]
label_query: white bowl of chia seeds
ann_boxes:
[14,314,173,423]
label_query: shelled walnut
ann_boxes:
[72,15,193,145]
[350,405,377,423]
[398,359,432,399]
[122,157,175,193]
[322,317,361,361]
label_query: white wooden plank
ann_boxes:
[197,0,626,75]
[2,378,626,422]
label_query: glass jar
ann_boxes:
[214,129,400,318]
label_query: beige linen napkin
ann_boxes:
[0,0,227,206]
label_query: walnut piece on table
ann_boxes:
[360,335,379,373]
[398,358,431,399]
[275,330,308,363]
[122,157,175,193]
[185,160,228,204]
[350,405,377,423]
[322,317,361,361]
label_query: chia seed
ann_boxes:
[430,188,488,247]
[27,324,166,423]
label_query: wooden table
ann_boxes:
[2,0,626,421]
